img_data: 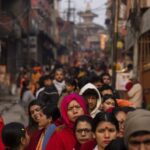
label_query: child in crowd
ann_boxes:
[2,122,30,150]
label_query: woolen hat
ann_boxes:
[124,109,150,146]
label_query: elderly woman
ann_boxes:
[74,115,93,149]
[46,93,87,150]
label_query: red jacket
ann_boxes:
[46,127,77,150]
[0,117,5,150]
[46,93,87,150]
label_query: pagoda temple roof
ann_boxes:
[78,10,98,18]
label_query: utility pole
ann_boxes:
[51,0,58,60]
[67,0,71,22]
[111,0,119,89]
[133,0,140,79]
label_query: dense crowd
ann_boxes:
[0,61,149,150]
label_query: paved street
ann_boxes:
[0,94,28,126]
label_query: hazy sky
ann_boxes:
[60,0,107,27]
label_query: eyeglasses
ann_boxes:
[76,128,92,134]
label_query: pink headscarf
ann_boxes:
[60,93,87,128]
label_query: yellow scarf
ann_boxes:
[36,132,45,150]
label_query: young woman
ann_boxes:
[2,122,30,150]
[81,112,119,150]
[101,94,118,112]
[92,112,119,150]
[27,104,60,150]
[46,93,87,150]
[27,100,43,136]
[74,115,93,149]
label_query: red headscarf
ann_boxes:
[60,93,87,128]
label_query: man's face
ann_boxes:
[54,70,64,82]
[128,134,150,150]
[86,95,97,112]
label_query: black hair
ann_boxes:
[100,72,111,80]
[127,64,133,71]
[105,138,127,150]
[92,112,119,132]
[102,94,118,107]
[2,122,26,149]
[54,68,64,74]
[65,78,78,90]
[20,80,30,100]
[121,106,135,114]
[89,73,102,83]
[42,105,60,122]
[112,106,135,116]
[78,76,89,89]
[74,115,93,132]
[28,100,44,132]
[100,72,111,85]
[99,84,113,93]
[83,89,99,99]
[37,85,59,106]
[43,74,53,80]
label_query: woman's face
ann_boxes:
[67,100,84,122]
[94,121,117,150]
[102,98,116,111]
[75,121,93,144]
[115,111,127,138]
[37,112,51,128]
[30,105,41,122]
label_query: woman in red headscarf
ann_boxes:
[46,93,87,150]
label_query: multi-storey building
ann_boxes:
[0,0,61,79]
[125,0,150,105]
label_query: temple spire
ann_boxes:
[85,2,91,11]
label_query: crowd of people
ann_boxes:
[0,61,149,150]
